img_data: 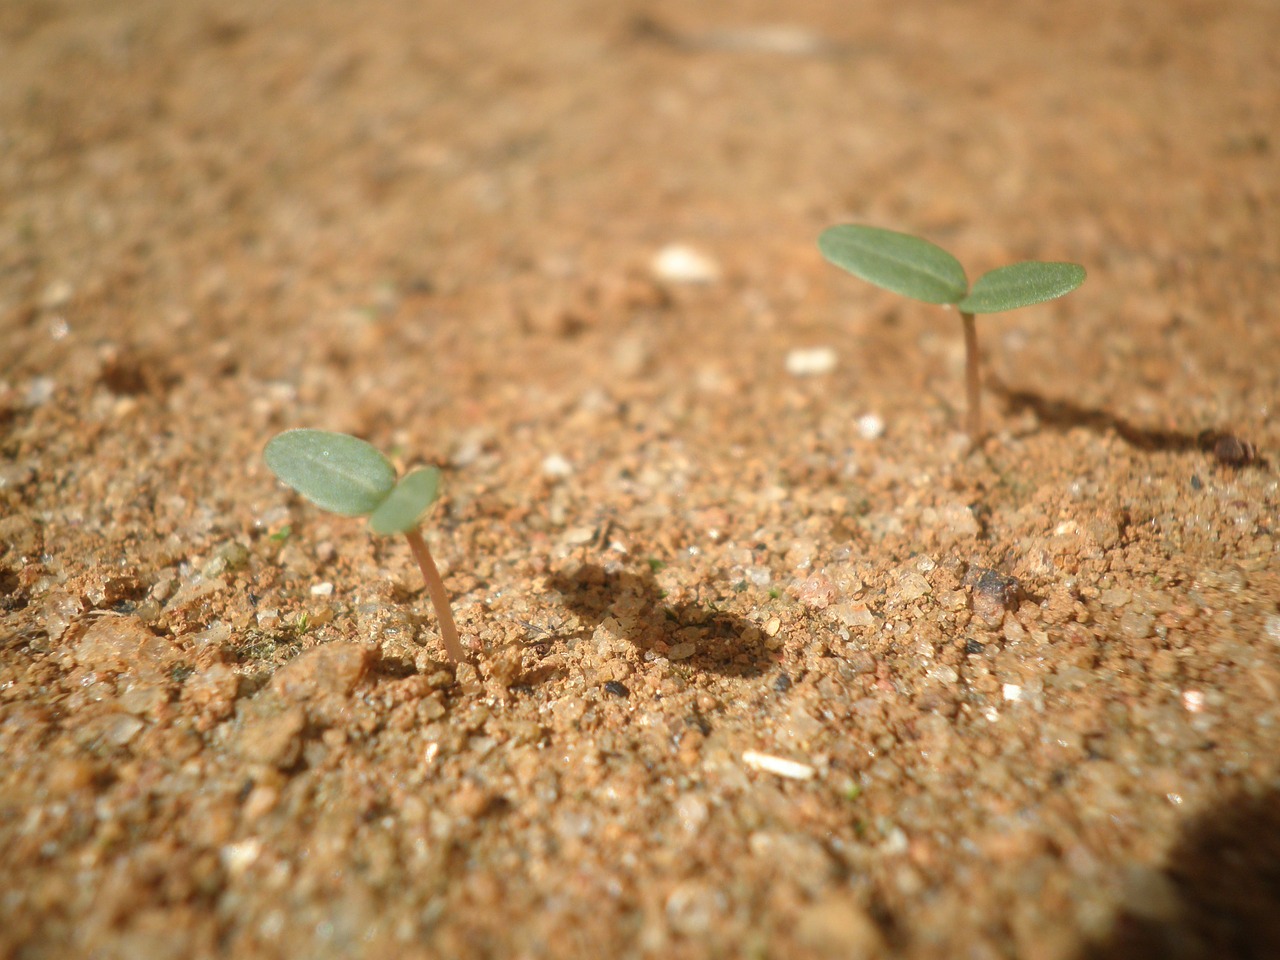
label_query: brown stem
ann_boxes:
[961,311,982,442]
[404,528,465,663]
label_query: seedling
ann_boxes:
[264,429,464,662]
[818,224,1085,440]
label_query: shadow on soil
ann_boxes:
[1077,788,1280,960]
[549,562,770,678]
[993,382,1267,467]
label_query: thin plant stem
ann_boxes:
[404,529,465,663]
[961,311,982,441]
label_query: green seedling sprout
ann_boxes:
[818,224,1085,440]
[264,429,464,662]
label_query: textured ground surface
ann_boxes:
[2,0,1279,957]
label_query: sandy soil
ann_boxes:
[2,0,1279,957]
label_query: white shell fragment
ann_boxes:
[541,453,574,478]
[784,346,838,377]
[742,750,816,780]
[857,413,885,440]
[650,244,722,284]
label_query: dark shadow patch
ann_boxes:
[993,381,1268,468]
[98,344,180,398]
[0,567,28,612]
[371,653,419,681]
[548,563,770,678]
[1077,788,1280,960]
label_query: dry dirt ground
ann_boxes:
[2,0,1279,957]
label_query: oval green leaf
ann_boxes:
[264,429,396,517]
[958,261,1085,314]
[368,467,442,535]
[818,224,968,305]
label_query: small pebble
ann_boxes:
[1212,434,1257,466]
[773,673,792,693]
[797,895,884,955]
[220,839,263,877]
[23,377,56,408]
[675,794,710,834]
[742,750,816,780]
[927,665,959,685]
[856,413,885,440]
[895,571,931,603]
[665,882,726,936]
[966,568,1023,625]
[603,680,630,698]
[241,785,280,821]
[1264,614,1280,644]
[923,502,980,541]
[696,24,834,56]
[101,713,145,746]
[235,708,305,768]
[1119,610,1155,639]
[213,540,251,572]
[41,279,74,309]
[271,642,372,701]
[541,453,574,478]
[830,602,876,628]
[0,461,36,491]
[784,346,838,377]
[793,572,837,609]
[1002,617,1028,644]
[668,641,697,661]
[650,244,721,284]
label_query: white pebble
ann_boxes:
[784,346,838,377]
[668,641,697,661]
[1002,683,1023,702]
[310,582,334,597]
[830,602,876,628]
[857,413,885,440]
[665,882,726,936]
[1264,614,1280,644]
[675,794,710,834]
[23,377,56,408]
[541,453,574,478]
[650,244,721,284]
[879,826,909,855]
[742,750,816,780]
[220,839,263,876]
[894,571,931,603]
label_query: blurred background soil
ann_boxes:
[2,0,1278,957]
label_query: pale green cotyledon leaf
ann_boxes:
[264,429,396,517]
[818,224,968,305]
[958,261,1085,314]
[368,467,442,536]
